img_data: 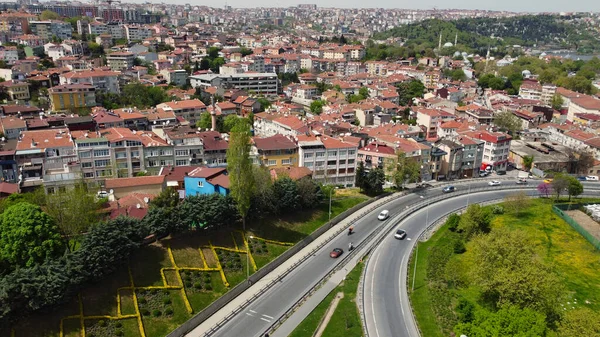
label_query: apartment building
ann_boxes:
[297,134,358,187]
[251,134,298,168]
[567,95,600,122]
[0,117,26,139]
[253,113,307,137]
[518,80,542,101]
[156,99,206,126]
[416,108,456,139]
[357,142,396,176]
[160,69,188,87]
[190,73,278,96]
[0,45,18,65]
[72,130,113,180]
[124,25,152,42]
[460,130,512,172]
[107,52,135,71]
[199,131,228,166]
[161,126,204,166]
[99,127,145,178]
[60,69,120,94]
[49,84,96,112]
[0,80,30,101]
[29,20,72,40]
[139,131,174,175]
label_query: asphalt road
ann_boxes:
[362,183,600,337]
[202,179,538,337]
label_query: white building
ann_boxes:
[190,72,278,96]
[297,134,358,187]
[124,25,153,42]
[60,70,121,94]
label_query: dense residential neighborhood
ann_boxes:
[1,2,600,337]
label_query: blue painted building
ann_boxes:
[184,166,230,197]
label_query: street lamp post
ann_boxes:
[328,187,338,221]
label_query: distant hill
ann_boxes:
[372,15,600,53]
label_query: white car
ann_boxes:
[586,176,599,181]
[97,191,109,198]
[488,180,502,186]
[378,210,390,221]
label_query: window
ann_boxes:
[81,162,92,168]
[316,151,325,158]
[115,152,127,159]
[267,159,277,166]
[176,159,188,166]
[131,151,140,158]
[84,172,94,178]
[126,140,141,147]
[117,162,128,169]
[95,159,110,167]
[339,150,347,156]
[348,150,356,156]
[79,151,91,158]
[316,161,325,167]
[348,159,355,165]
[281,158,291,165]
[328,150,337,157]
[327,160,336,166]
[94,149,109,157]
[305,162,313,168]
[339,159,346,165]
[304,152,313,159]
[175,149,189,156]
[160,149,173,156]
[198,181,204,187]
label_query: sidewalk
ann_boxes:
[185,192,402,336]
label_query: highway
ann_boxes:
[362,183,600,337]
[197,179,531,337]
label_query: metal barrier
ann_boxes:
[553,204,600,250]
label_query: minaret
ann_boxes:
[210,95,217,131]
[438,33,442,50]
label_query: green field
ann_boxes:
[409,198,600,336]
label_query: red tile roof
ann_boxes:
[253,134,297,151]
[105,175,166,189]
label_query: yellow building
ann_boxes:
[252,134,299,168]
[0,80,30,101]
[49,83,96,112]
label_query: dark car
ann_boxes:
[394,229,407,240]
[496,171,507,175]
[442,186,455,193]
[577,176,587,181]
[330,248,344,258]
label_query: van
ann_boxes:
[378,210,390,220]
[586,176,599,181]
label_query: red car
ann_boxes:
[330,248,344,258]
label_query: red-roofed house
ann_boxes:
[297,134,358,186]
[251,134,298,168]
[184,166,230,196]
[156,99,207,125]
[105,175,166,199]
[460,130,512,172]
[357,142,396,175]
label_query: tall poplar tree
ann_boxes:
[227,120,255,230]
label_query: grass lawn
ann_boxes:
[289,261,364,337]
[409,197,600,335]
[407,226,449,337]
[11,194,370,337]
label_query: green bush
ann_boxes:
[446,213,461,232]
[138,297,147,305]
[194,282,203,289]
[141,309,150,316]
[163,297,172,305]
[115,321,123,328]
[205,284,212,291]
[165,307,174,315]
[492,205,505,214]
[152,309,161,317]
[115,330,124,336]
[98,320,107,327]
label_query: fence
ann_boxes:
[553,204,600,250]
[166,192,392,337]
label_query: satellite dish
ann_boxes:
[136,203,141,209]
[143,197,149,203]
[109,189,114,194]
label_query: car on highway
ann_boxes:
[329,248,344,258]
[544,178,553,184]
[586,175,599,181]
[516,178,528,184]
[488,180,502,186]
[377,210,390,220]
[442,186,455,193]
[394,229,407,240]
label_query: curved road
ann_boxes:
[363,184,600,337]
[196,180,506,337]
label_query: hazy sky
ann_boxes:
[194,0,600,13]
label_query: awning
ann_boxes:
[16,149,44,155]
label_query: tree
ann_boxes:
[144,187,181,237]
[494,111,522,134]
[310,100,326,114]
[196,112,212,129]
[457,204,492,239]
[0,203,65,270]
[256,97,271,111]
[365,167,385,195]
[522,155,534,171]
[558,307,600,337]
[551,94,564,110]
[503,191,530,215]
[551,173,570,200]
[358,86,369,98]
[223,114,245,133]
[566,176,584,201]
[468,227,564,318]
[249,165,276,218]
[177,194,237,231]
[396,79,425,106]
[44,181,103,251]
[227,120,255,231]
[355,161,367,192]
[296,178,323,209]
[390,151,421,189]
[40,10,60,20]
[273,177,299,213]
[454,306,547,337]
[537,182,551,198]
[572,151,595,175]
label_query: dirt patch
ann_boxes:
[201,248,218,268]
[565,210,600,240]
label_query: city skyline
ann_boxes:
[125,0,600,13]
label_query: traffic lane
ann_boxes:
[366,189,539,337]
[210,193,426,337]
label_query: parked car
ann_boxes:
[394,229,407,240]
[442,186,455,193]
[378,210,390,220]
[97,191,109,199]
[577,176,587,181]
[330,248,344,258]
[544,179,553,184]
[479,171,489,177]
[586,176,599,181]
[496,171,507,175]
[516,178,528,184]
[488,180,502,186]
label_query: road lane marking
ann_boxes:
[406,238,411,241]
[370,247,382,337]
[246,312,254,317]
[249,309,257,313]
[262,314,274,319]
[399,254,407,319]
[260,317,271,322]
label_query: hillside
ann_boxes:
[372,15,600,53]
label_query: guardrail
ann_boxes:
[168,191,404,337]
